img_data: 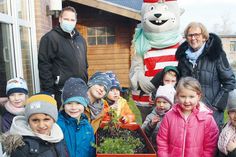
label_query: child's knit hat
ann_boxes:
[62,77,89,107]
[6,77,28,96]
[105,71,120,90]
[87,72,112,93]
[25,94,58,121]
[227,89,236,112]
[155,84,176,105]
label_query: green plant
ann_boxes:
[95,109,145,154]
[96,136,143,154]
[103,109,121,136]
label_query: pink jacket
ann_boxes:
[157,103,219,157]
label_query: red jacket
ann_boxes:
[157,103,219,157]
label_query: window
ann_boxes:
[230,41,236,52]
[87,27,115,45]
[0,0,37,96]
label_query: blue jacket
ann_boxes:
[57,111,95,157]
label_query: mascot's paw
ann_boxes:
[137,71,155,93]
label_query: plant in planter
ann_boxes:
[95,109,156,156]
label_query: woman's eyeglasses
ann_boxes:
[187,33,202,39]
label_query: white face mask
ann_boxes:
[60,20,76,33]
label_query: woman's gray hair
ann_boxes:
[184,22,209,40]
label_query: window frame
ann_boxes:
[87,26,116,46]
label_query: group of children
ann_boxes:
[142,66,235,157]
[0,67,235,157]
[0,71,135,157]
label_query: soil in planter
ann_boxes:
[97,127,150,154]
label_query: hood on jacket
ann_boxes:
[176,33,223,61]
[172,102,213,120]
[0,133,25,155]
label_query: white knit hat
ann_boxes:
[6,77,28,96]
[155,84,176,105]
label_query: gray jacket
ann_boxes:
[141,108,165,150]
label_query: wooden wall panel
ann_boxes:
[68,2,138,87]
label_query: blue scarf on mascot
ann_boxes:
[133,27,181,56]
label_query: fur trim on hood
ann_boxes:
[0,133,25,155]
[176,33,223,61]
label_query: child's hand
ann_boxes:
[151,115,160,126]
[120,116,128,124]
[227,138,236,152]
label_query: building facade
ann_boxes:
[0,0,235,97]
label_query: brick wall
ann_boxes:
[34,0,53,48]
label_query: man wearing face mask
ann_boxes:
[38,6,88,109]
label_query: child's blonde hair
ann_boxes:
[176,77,202,97]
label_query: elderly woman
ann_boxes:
[1,94,68,157]
[175,22,236,128]
[217,89,236,157]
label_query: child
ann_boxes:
[1,94,67,157]
[138,66,179,123]
[0,77,28,133]
[103,71,135,123]
[150,66,179,103]
[142,84,176,151]
[85,72,112,133]
[157,77,219,157]
[217,89,236,157]
[57,77,95,157]
[151,66,180,89]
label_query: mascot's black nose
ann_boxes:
[154,14,161,18]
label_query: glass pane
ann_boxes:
[230,41,236,51]
[107,27,115,36]
[17,0,28,20]
[87,27,95,36]
[88,37,96,45]
[97,27,105,35]
[97,36,106,45]
[0,23,14,96]
[19,26,33,95]
[107,36,115,45]
[0,0,8,14]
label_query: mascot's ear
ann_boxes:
[179,7,185,16]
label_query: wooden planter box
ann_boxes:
[96,123,157,157]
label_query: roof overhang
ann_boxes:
[69,0,141,21]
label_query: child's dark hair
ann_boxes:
[176,77,202,96]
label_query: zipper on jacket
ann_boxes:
[182,119,188,157]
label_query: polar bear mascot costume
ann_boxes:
[130,0,184,122]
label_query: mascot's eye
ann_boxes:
[148,5,156,11]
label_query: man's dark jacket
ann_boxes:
[38,26,88,94]
[176,33,236,111]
